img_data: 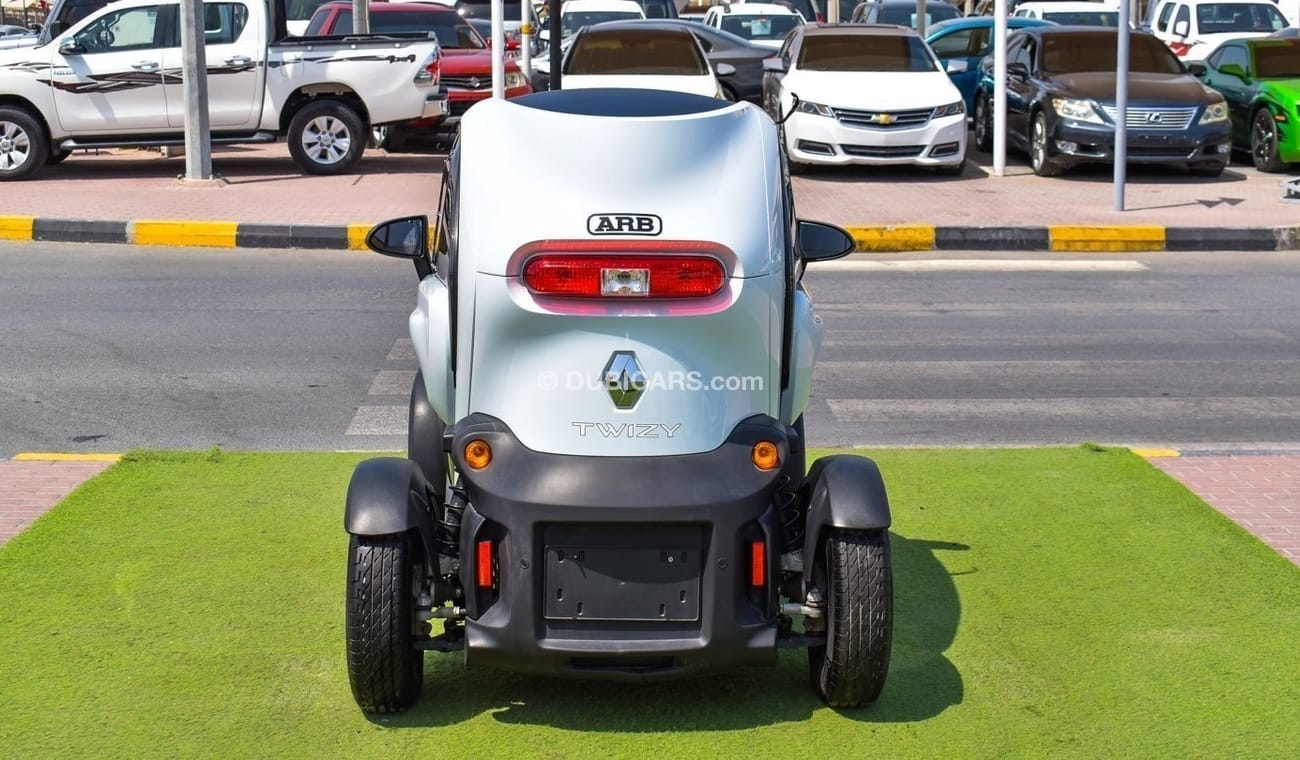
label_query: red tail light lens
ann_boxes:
[749,539,766,588]
[523,255,725,298]
[426,53,441,85]
[476,540,494,589]
[1169,41,1191,57]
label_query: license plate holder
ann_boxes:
[543,545,701,622]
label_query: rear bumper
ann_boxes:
[421,91,450,120]
[450,413,790,679]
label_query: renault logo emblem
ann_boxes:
[603,351,647,409]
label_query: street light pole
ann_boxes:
[351,0,369,32]
[548,0,562,89]
[1114,0,1131,211]
[179,0,212,180]
[491,0,504,97]
[993,0,1007,176]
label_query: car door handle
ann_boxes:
[224,55,252,66]
[130,61,160,72]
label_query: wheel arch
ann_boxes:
[800,454,892,586]
[278,85,370,134]
[344,457,437,564]
[0,96,53,144]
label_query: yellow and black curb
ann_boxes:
[3,214,1298,253]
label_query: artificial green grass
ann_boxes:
[1,447,1298,758]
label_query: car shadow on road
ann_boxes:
[369,532,967,732]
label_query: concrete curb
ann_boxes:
[4,215,1300,253]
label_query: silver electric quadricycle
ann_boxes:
[343,88,894,712]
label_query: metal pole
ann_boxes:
[180,0,212,180]
[548,0,562,89]
[1114,0,1130,210]
[915,0,926,36]
[491,0,504,97]
[520,2,532,81]
[828,0,839,23]
[351,0,369,33]
[993,0,1006,176]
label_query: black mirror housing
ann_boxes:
[762,56,785,73]
[797,220,855,262]
[367,215,430,257]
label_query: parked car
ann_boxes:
[0,24,34,37]
[633,0,680,18]
[658,18,775,102]
[972,27,1231,176]
[1194,37,1300,170]
[925,15,1055,114]
[1013,1,1121,26]
[849,0,961,28]
[560,20,734,96]
[307,1,528,147]
[702,2,805,50]
[763,24,968,173]
[0,0,446,180]
[1148,0,1288,60]
[559,0,646,39]
[454,0,539,51]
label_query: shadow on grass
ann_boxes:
[372,533,966,731]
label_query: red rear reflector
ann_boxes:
[476,540,494,588]
[750,540,766,588]
[523,255,725,298]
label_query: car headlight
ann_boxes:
[505,71,528,89]
[1052,97,1104,124]
[932,101,965,118]
[796,99,834,118]
[1199,101,1229,124]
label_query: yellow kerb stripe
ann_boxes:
[0,215,35,241]
[1050,226,1165,252]
[1131,448,1180,458]
[133,221,238,248]
[12,452,123,462]
[846,225,936,252]
[347,224,371,251]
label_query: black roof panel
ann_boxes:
[514,88,733,118]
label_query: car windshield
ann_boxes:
[1041,33,1183,74]
[458,0,528,19]
[566,29,708,74]
[1254,41,1300,77]
[562,11,644,37]
[798,33,938,72]
[719,13,802,41]
[876,3,960,27]
[329,10,486,47]
[1195,3,1287,33]
[1042,10,1120,25]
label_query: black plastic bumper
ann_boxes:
[450,413,790,679]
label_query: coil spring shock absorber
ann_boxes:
[437,486,467,560]
[774,475,804,553]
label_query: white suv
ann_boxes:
[1148,0,1289,61]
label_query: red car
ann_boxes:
[306,2,532,146]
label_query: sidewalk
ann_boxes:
[2,451,1297,566]
[1,141,1297,251]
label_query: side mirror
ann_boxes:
[1172,19,1188,36]
[1186,61,1207,76]
[945,58,969,74]
[58,39,82,55]
[797,220,855,262]
[715,61,736,77]
[762,56,786,73]
[367,215,429,259]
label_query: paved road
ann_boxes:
[2,243,1299,453]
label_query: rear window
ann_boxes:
[330,9,485,47]
[719,13,802,41]
[1042,10,1120,25]
[1254,41,1300,78]
[876,3,960,27]
[566,29,708,74]
[1041,32,1183,73]
[457,0,529,19]
[798,33,938,72]
[561,11,644,37]
[1195,3,1287,33]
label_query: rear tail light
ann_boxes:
[521,241,728,298]
[1169,41,1191,57]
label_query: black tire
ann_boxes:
[1029,111,1063,177]
[46,148,71,165]
[0,106,48,181]
[346,532,425,713]
[973,94,993,153]
[408,370,448,504]
[287,99,366,176]
[1251,108,1287,173]
[1189,161,1226,178]
[808,529,893,708]
[720,84,739,102]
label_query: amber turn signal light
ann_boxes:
[751,441,780,470]
[464,439,492,470]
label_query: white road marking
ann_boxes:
[345,405,407,436]
[387,339,415,361]
[811,259,1148,272]
[367,370,417,396]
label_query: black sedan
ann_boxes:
[973,27,1232,177]
[657,19,772,103]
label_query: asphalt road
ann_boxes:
[3,243,1300,454]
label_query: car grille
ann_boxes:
[839,144,926,158]
[443,75,492,90]
[1100,106,1197,130]
[833,107,932,130]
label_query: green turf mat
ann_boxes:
[1,447,1297,757]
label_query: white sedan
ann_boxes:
[763,24,967,173]
[561,20,734,98]
[702,3,805,50]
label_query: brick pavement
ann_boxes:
[1148,453,1300,566]
[0,459,115,547]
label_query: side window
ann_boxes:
[928,28,973,58]
[970,26,990,56]
[1217,45,1249,74]
[1156,1,1175,30]
[1174,4,1189,33]
[204,3,248,45]
[304,11,331,35]
[74,6,164,52]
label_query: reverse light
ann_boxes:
[464,439,492,469]
[1199,101,1229,124]
[476,540,495,588]
[1052,97,1103,124]
[750,540,766,588]
[523,254,725,298]
[797,99,835,118]
[932,101,965,118]
[751,441,780,470]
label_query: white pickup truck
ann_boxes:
[0,0,447,179]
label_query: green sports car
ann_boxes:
[1195,38,1300,172]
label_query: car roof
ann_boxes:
[801,22,922,37]
[317,1,460,11]
[926,15,1053,33]
[562,0,645,10]
[860,0,959,6]
[579,18,702,33]
[1016,1,1117,10]
[716,2,802,13]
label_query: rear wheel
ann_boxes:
[973,94,993,152]
[808,528,893,707]
[1251,108,1287,173]
[288,100,366,175]
[0,107,48,181]
[346,533,425,713]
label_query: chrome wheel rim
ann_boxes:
[1253,114,1276,166]
[1031,117,1046,171]
[0,119,32,172]
[301,115,351,166]
[975,99,987,145]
